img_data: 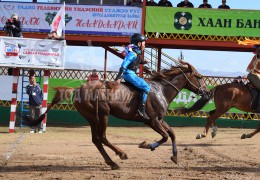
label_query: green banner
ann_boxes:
[146,7,260,37]
[169,88,244,113]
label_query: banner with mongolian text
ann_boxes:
[146,7,260,37]
[0,2,142,36]
[0,36,65,70]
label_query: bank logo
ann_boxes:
[45,12,72,25]
[5,45,20,57]
[3,5,15,10]
[174,12,192,30]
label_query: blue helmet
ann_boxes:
[130,33,148,45]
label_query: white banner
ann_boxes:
[0,36,65,70]
[0,2,142,36]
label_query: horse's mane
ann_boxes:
[150,60,202,79]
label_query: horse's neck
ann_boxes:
[152,74,187,104]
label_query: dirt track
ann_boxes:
[0,126,260,179]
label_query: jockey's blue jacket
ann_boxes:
[119,45,150,103]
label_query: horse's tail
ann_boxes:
[177,87,217,114]
[23,86,75,126]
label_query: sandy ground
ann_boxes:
[0,126,260,180]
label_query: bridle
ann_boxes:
[150,67,208,97]
[178,68,208,96]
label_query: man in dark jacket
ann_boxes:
[4,13,23,37]
[218,0,230,9]
[198,0,212,8]
[147,0,158,6]
[158,0,173,7]
[26,75,43,133]
[177,0,194,8]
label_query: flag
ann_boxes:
[50,2,65,37]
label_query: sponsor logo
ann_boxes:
[5,45,20,56]
[3,4,15,10]
[174,12,192,30]
[45,12,72,25]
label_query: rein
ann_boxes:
[150,70,181,92]
[178,68,206,96]
[150,67,206,96]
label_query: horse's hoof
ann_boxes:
[241,134,251,139]
[108,162,120,170]
[111,164,120,170]
[119,153,128,160]
[139,141,150,149]
[196,134,205,139]
[211,132,216,138]
[170,156,178,164]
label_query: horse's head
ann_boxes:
[162,60,209,96]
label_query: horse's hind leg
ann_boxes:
[197,109,224,139]
[241,122,260,139]
[140,119,169,151]
[88,119,120,170]
[99,115,128,160]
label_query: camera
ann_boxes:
[6,18,13,26]
[3,18,14,36]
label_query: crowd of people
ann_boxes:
[127,0,230,9]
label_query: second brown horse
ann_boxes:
[178,82,260,140]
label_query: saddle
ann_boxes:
[232,76,260,112]
[247,83,260,112]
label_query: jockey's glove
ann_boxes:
[115,66,124,81]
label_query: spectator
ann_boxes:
[218,0,230,9]
[4,13,23,75]
[147,0,158,6]
[47,31,64,40]
[158,0,173,7]
[198,0,212,8]
[87,69,99,82]
[246,45,260,90]
[177,0,194,8]
[127,0,143,7]
[26,75,43,133]
[3,13,23,37]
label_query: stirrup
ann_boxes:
[137,109,150,120]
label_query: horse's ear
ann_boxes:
[179,60,189,68]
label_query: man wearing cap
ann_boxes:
[114,33,150,120]
[198,0,212,8]
[8,13,23,37]
[87,69,99,82]
[247,45,260,89]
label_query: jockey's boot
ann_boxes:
[137,103,150,120]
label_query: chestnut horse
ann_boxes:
[178,82,260,139]
[24,61,209,170]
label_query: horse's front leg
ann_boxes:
[139,119,169,151]
[160,120,178,164]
